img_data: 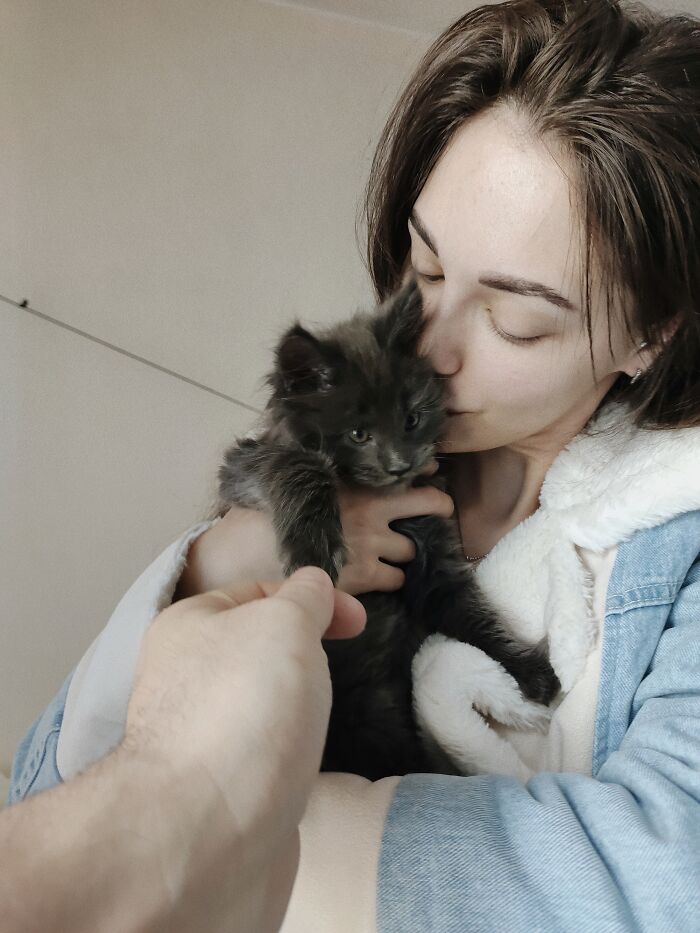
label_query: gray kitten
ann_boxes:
[214,281,559,779]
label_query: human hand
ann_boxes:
[126,566,365,831]
[124,567,366,931]
[335,459,455,595]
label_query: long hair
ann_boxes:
[363,0,700,428]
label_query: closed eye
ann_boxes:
[486,316,544,346]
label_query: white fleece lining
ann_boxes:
[412,402,700,778]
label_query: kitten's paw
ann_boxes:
[475,695,552,732]
[283,534,347,585]
[512,648,561,706]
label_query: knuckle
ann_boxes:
[379,565,403,591]
[269,596,307,630]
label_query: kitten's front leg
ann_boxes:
[269,451,347,584]
[218,438,347,584]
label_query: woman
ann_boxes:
[9,0,700,929]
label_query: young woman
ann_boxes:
[9,0,700,929]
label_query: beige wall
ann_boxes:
[1,0,432,778]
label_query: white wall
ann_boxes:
[1,0,432,779]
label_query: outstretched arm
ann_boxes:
[0,743,288,933]
[1,569,365,933]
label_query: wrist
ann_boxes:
[114,741,299,932]
[174,509,284,601]
[172,528,212,600]
[0,741,243,933]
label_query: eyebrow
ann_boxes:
[408,208,578,313]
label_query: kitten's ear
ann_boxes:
[275,324,336,394]
[377,278,426,356]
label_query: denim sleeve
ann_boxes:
[377,558,700,933]
[5,671,73,807]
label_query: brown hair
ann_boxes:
[363,0,700,428]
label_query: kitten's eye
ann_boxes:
[404,412,421,431]
[349,428,372,444]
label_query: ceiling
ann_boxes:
[267,0,698,36]
[263,0,492,35]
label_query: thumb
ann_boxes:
[269,565,336,638]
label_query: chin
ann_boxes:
[437,427,494,455]
[437,424,475,452]
[437,438,471,455]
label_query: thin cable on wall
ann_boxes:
[1,292,261,414]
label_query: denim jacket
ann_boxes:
[378,508,700,932]
[7,406,700,932]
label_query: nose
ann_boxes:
[419,300,462,377]
[384,456,413,476]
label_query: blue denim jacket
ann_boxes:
[7,510,700,932]
[379,509,700,932]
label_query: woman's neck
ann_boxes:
[449,409,597,557]
[453,447,548,529]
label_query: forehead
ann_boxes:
[412,107,583,300]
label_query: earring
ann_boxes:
[630,341,649,384]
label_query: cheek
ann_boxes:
[453,333,580,407]
[440,338,598,449]
[345,442,379,468]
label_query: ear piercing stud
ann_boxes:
[630,341,649,384]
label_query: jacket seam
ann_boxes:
[606,582,681,613]
[19,725,61,801]
[594,585,678,774]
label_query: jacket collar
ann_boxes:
[413,403,700,778]
[540,401,700,551]
[473,401,700,692]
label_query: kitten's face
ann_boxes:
[313,361,444,488]
[269,282,446,488]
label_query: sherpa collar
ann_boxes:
[413,402,700,778]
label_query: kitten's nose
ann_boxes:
[385,458,413,476]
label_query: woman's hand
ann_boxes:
[336,464,455,594]
[175,461,454,600]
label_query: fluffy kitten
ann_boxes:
[215,281,559,779]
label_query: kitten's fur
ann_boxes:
[215,281,559,779]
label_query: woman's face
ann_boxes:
[410,106,641,455]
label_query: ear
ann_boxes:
[619,315,680,379]
[275,324,336,394]
[376,278,426,356]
